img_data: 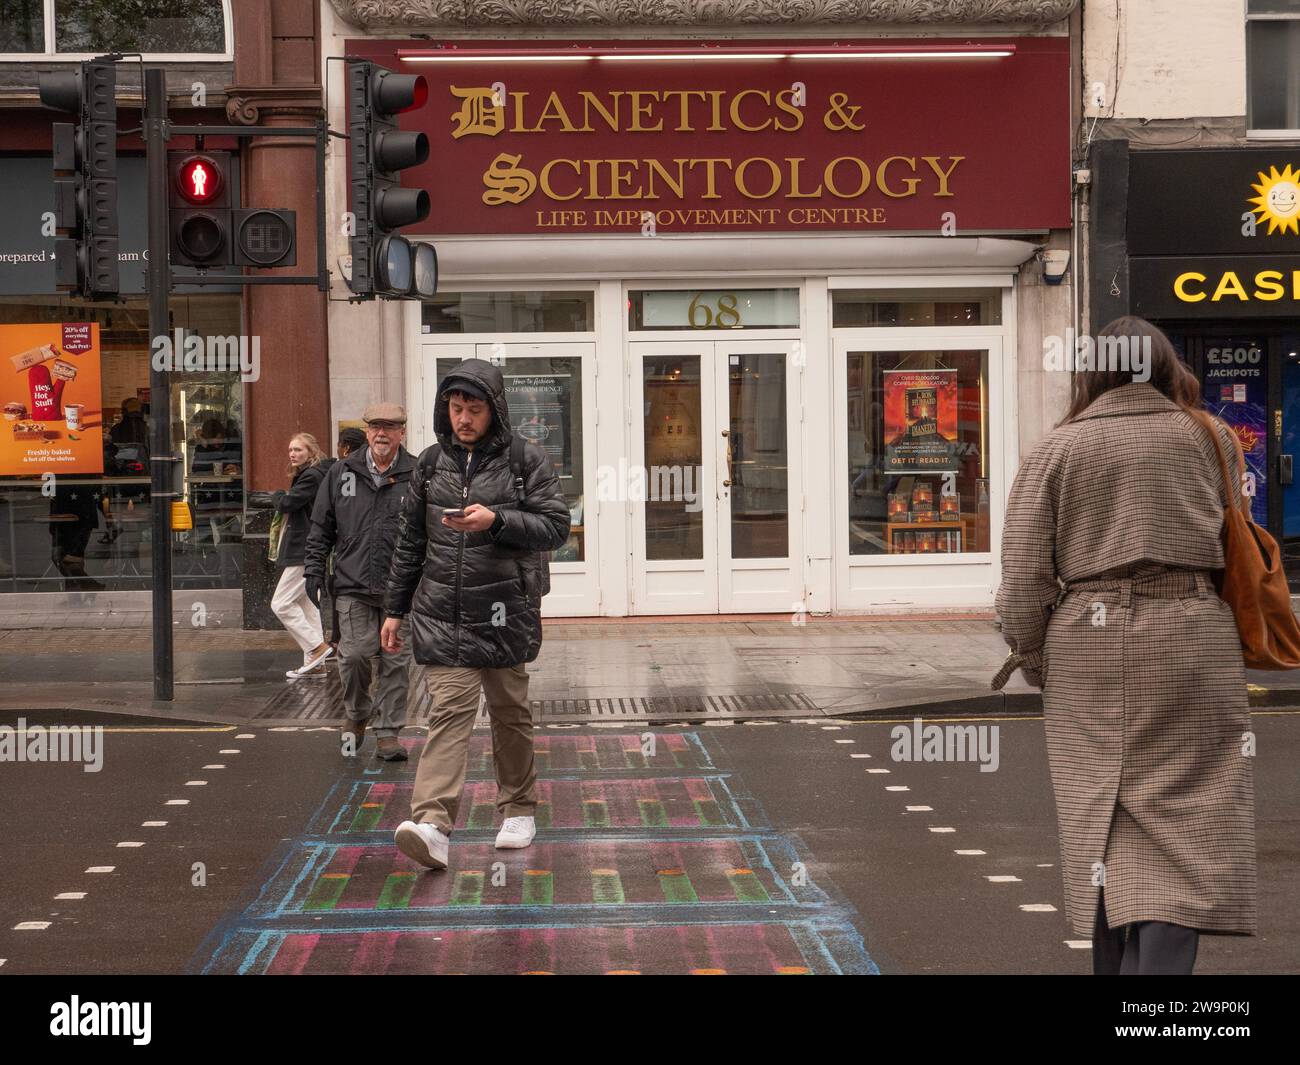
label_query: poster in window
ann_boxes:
[504,372,572,476]
[1,323,104,475]
[882,368,958,473]
[1202,355,1267,526]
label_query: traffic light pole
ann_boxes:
[145,68,175,701]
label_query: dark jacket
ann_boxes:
[305,446,415,601]
[273,459,330,567]
[384,359,570,667]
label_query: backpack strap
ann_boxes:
[420,441,441,498]
[509,433,526,501]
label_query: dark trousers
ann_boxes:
[1093,893,1200,975]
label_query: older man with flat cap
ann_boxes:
[305,403,416,761]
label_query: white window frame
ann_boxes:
[828,277,1016,613]
[1246,1,1300,138]
[2,0,233,62]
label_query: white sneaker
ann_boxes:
[286,645,334,680]
[494,815,536,849]
[394,820,449,870]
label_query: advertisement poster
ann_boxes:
[505,372,573,475]
[1202,355,1268,526]
[883,368,958,473]
[1,323,103,475]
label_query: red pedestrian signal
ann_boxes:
[168,150,232,267]
[176,155,223,205]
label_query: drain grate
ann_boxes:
[255,678,820,723]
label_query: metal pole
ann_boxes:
[145,67,174,701]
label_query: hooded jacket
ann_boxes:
[305,446,416,601]
[384,359,571,667]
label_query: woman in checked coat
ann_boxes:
[993,316,1256,975]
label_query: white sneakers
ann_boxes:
[394,820,449,870]
[394,815,535,871]
[495,816,536,849]
[285,644,335,680]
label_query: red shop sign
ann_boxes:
[345,38,1071,236]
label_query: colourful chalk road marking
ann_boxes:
[193,731,878,975]
[236,922,852,976]
[322,777,754,834]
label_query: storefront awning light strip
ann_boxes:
[397,44,1016,64]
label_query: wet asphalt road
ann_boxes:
[0,709,1296,975]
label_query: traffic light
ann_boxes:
[169,150,232,267]
[38,58,119,299]
[346,60,437,298]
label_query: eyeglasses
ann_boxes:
[366,421,404,431]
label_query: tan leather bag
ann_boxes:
[1192,409,1300,669]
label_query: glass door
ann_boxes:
[629,340,802,614]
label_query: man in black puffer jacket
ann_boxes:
[382,359,570,870]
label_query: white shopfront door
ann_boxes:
[418,341,598,616]
[628,339,804,615]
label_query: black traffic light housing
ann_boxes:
[346,60,436,299]
[168,150,232,268]
[39,59,119,299]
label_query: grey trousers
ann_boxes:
[1093,892,1200,975]
[336,595,412,737]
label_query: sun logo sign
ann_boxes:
[1247,164,1300,236]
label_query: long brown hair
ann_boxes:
[287,432,323,478]
[1061,316,1194,423]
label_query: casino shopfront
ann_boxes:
[325,33,1075,617]
[1092,144,1300,588]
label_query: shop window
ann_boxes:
[422,291,593,334]
[0,1,44,52]
[629,289,800,330]
[0,294,244,593]
[1248,1,1300,131]
[832,288,1002,328]
[846,349,991,556]
[1,0,229,54]
[436,355,585,562]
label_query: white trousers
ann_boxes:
[271,564,323,656]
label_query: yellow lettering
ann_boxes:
[686,158,733,199]
[786,157,822,198]
[531,91,580,132]
[661,90,707,132]
[1211,271,1249,302]
[877,156,920,198]
[538,158,582,201]
[1254,270,1285,301]
[644,158,687,199]
[627,91,663,133]
[1174,271,1206,302]
[922,155,964,197]
[729,89,772,133]
[824,157,871,199]
[734,157,782,199]
[578,91,622,132]
[774,89,805,132]
[606,159,643,199]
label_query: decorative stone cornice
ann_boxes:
[327,0,1078,30]
[224,84,325,125]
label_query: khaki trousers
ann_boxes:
[411,663,536,833]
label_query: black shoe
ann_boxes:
[375,736,408,761]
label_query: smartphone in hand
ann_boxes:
[442,508,466,519]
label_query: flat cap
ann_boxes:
[362,402,407,425]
